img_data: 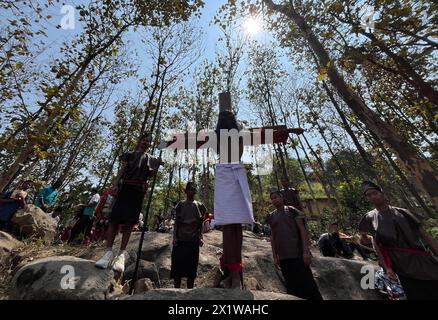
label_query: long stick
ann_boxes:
[129,148,163,295]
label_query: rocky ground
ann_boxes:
[1,225,383,300]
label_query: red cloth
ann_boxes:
[379,245,430,269]
[94,190,110,219]
[219,255,243,272]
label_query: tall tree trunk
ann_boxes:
[352,119,436,217]
[289,143,320,215]
[0,23,132,192]
[263,0,438,208]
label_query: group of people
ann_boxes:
[3,95,438,301]
[89,101,437,300]
[0,180,61,229]
[318,223,376,261]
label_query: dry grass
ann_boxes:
[0,237,106,300]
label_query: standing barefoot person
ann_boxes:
[359,181,438,300]
[170,182,206,289]
[214,93,254,289]
[267,190,322,300]
[95,133,158,273]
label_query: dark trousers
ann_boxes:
[68,215,93,244]
[398,275,438,300]
[280,258,323,300]
[319,238,353,258]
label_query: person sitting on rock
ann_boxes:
[170,182,206,289]
[0,180,33,229]
[267,190,322,300]
[359,181,438,300]
[34,180,61,213]
[318,223,354,259]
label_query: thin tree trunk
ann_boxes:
[0,23,132,192]
[352,119,435,217]
[263,0,438,208]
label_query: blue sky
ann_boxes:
[1,1,333,182]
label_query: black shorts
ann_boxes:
[109,184,145,225]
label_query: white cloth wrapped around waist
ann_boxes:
[214,163,254,225]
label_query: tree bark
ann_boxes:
[263,0,438,208]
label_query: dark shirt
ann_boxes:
[120,151,151,184]
[0,191,28,223]
[174,200,206,242]
[359,206,438,280]
[266,206,306,260]
[318,232,344,253]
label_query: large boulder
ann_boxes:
[10,256,115,300]
[197,231,285,293]
[123,260,160,286]
[114,232,172,266]
[198,231,383,300]
[0,231,22,265]
[10,205,57,241]
[123,287,300,300]
[312,257,381,300]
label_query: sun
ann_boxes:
[243,17,261,35]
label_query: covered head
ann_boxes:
[185,181,197,192]
[362,181,382,195]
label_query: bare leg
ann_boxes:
[120,224,134,251]
[105,223,118,249]
[222,224,243,289]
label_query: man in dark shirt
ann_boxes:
[170,182,206,289]
[266,190,322,300]
[280,176,303,211]
[95,133,161,273]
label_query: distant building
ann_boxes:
[301,197,337,217]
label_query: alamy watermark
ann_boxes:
[359,5,376,32]
[360,264,376,290]
[60,265,77,290]
[60,5,75,30]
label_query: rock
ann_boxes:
[0,231,22,265]
[10,205,57,241]
[187,230,383,300]
[197,231,285,293]
[196,266,223,288]
[123,260,160,286]
[123,287,300,300]
[10,256,115,300]
[312,257,381,300]
[244,276,264,291]
[134,278,156,294]
[155,253,172,280]
[114,232,172,266]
